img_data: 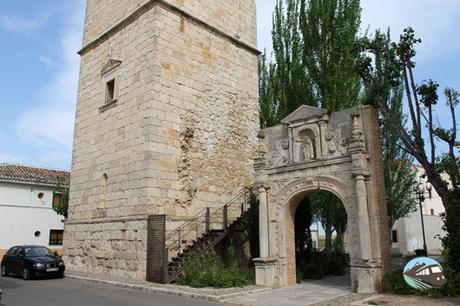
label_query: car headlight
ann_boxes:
[59,261,65,266]
[34,263,45,268]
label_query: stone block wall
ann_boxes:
[64,219,147,280]
[65,0,259,280]
[145,5,259,218]
[82,0,257,48]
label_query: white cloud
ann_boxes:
[15,1,85,167]
[0,13,49,33]
[39,56,53,66]
[361,0,460,60]
[257,0,460,61]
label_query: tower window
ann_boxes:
[106,79,115,104]
[430,209,435,216]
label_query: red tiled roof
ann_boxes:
[0,164,70,187]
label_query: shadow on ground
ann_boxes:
[223,274,352,306]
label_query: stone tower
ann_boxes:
[64,0,259,280]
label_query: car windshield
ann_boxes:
[23,247,54,257]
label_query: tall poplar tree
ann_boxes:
[299,0,362,110]
[272,0,315,117]
[367,31,418,235]
[258,0,418,256]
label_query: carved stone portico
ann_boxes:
[254,105,391,293]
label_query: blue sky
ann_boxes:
[0,0,459,170]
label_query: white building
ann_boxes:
[391,165,446,256]
[0,164,70,260]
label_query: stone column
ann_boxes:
[355,173,371,260]
[253,133,277,287]
[349,113,372,261]
[258,186,269,258]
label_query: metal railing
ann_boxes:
[163,187,251,282]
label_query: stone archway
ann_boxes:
[253,105,390,293]
[281,177,351,286]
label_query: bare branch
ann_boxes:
[408,64,422,137]
[402,67,419,142]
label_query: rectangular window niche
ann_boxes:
[99,79,118,112]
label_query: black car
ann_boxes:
[1,246,65,280]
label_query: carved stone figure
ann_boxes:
[302,136,314,161]
[325,129,347,157]
[268,140,289,167]
[349,113,366,153]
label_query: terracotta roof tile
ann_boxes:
[0,164,70,187]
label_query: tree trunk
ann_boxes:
[334,230,345,253]
[324,224,333,254]
[443,189,460,276]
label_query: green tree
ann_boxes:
[53,179,69,219]
[259,51,279,128]
[272,0,315,114]
[296,0,361,254]
[357,27,460,281]
[260,1,419,259]
[299,0,362,110]
[382,87,418,233]
[311,192,347,253]
[366,30,418,235]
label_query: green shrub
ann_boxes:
[385,270,418,295]
[330,252,349,276]
[385,267,460,298]
[178,250,248,288]
[301,251,349,280]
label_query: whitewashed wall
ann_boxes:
[391,166,446,256]
[0,182,64,251]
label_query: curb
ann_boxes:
[66,274,268,303]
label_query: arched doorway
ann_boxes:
[253,105,390,293]
[286,190,350,286]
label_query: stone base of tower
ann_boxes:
[63,218,148,281]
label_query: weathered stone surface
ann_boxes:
[65,0,259,281]
[82,0,257,48]
[254,106,390,293]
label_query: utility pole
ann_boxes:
[413,182,428,255]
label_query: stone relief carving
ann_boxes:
[301,136,315,161]
[349,113,366,153]
[352,153,370,176]
[268,140,289,168]
[101,59,122,76]
[325,129,348,157]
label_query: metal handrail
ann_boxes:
[164,187,252,283]
[165,208,207,241]
[164,187,249,257]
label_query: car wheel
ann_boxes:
[1,264,7,277]
[22,268,31,280]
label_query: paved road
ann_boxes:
[0,276,233,306]
[223,274,352,306]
